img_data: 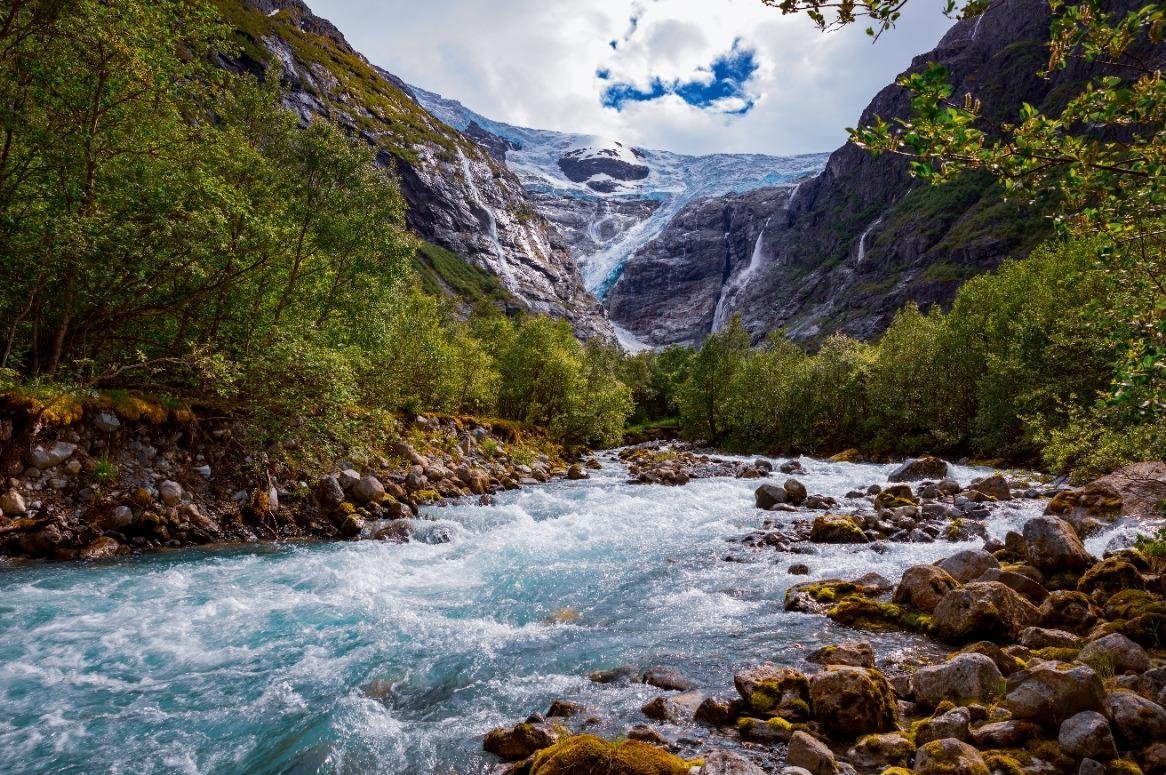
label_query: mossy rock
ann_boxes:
[785,579,862,610]
[876,484,919,510]
[734,664,811,719]
[1028,646,1081,662]
[1106,760,1144,775]
[811,514,870,544]
[809,666,899,738]
[1103,589,1166,620]
[526,734,693,775]
[829,595,931,633]
[980,751,1026,775]
[1078,558,1145,600]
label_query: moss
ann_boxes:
[1029,646,1080,662]
[829,595,931,633]
[787,580,860,608]
[412,241,513,306]
[1106,761,1144,775]
[981,751,1026,775]
[528,734,693,775]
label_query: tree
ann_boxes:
[678,317,751,441]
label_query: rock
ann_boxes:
[1059,711,1117,761]
[94,412,121,432]
[1078,759,1106,775]
[1003,663,1107,727]
[1046,481,1124,532]
[694,696,739,727]
[641,666,695,692]
[970,719,1042,748]
[482,720,559,760]
[810,514,868,544]
[28,441,77,469]
[806,642,875,668]
[787,731,839,775]
[808,666,898,737]
[315,476,345,509]
[936,550,1000,584]
[0,490,27,515]
[977,568,1049,604]
[701,750,766,775]
[1093,462,1166,520]
[913,738,990,775]
[916,707,973,745]
[1077,557,1145,601]
[737,715,794,743]
[641,696,683,722]
[337,469,361,491]
[785,478,808,505]
[894,565,961,612]
[547,700,585,718]
[959,641,1025,676]
[1039,591,1099,634]
[876,484,918,509]
[78,536,120,560]
[789,563,811,575]
[1018,627,1081,650]
[521,734,692,773]
[1078,633,1150,675]
[104,505,135,530]
[566,463,588,480]
[847,732,914,770]
[733,663,810,719]
[1106,691,1166,747]
[1023,515,1094,572]
[351,475,386,504]
[589,666,636,684]
[889,456,948,482]
[372,521,412,543]
[625,724,668,746]
[158,480,183,506]
[967,474,1011,501]
[931,582,1040,644]
[756,484,788,509]
[912,653,1005,708]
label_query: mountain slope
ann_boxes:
[213,0,612,338]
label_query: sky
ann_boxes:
[307,0,956,157]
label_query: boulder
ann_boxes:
[785,479,808,506]
[806,642,875,668]
[158,480,183,506]
[0,490,27,515]
[808,666,898,737]
[546,700,585,718]
[810,514,868,544]
[1024,516,1094,572]
[351,475,386,504]
[931,582,1040,644]
[894,565,960,612]
[1018,627,1081,650]
[912,653,1005,708]
[94,411,121,432]
[913,738,990,775]
[566,464,588,480]
[1039,591,1099,634]
[1059,711,1117,761]
[756,484,788,510]
[482,721,559,760]
[641,696,684,722]
[876,484,918,509]
[734,664,809,719]
[1079,633,1150,675]
[641,666,695,692]
[889,456,948,482]
[967,474,1011,502]
[1077,557,1145,601]
[915,707,973,745]
[787,731,839,775]
[1093,462,1166,520]
[702,751,766,775]
[28,441,76,469]
[977,568,1049,604]
[1003,663,1107,727]
[737,716,793,743]
[1046,481,1124,530]
[969,720,1041,749]
[1106,691,1166,748]
[78,536,120,560]
[936,550,1000,584]
[846,732,914,770]
[524,734,690,773]
[694,696,739,727]
[315,475,345,509]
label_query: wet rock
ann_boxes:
[876,484,918,509]
[806,642,875,668]
[641,666,695,692]
[912,653,1005,708]
[916,707,973,745]
[914,738,989,775]
[810,514,868,544]
[977,568,1049,604]
[589,666,636,684]
[734,663,810,719]
[894,564,961,613]
[788,731,839,775]
[931,582,1040,644]
[103,505,135,530]
[547,700,585,718]
[846,732,914,770]
[737,715,794,743]
[1003,663,1107,727]
[702,750,766,775]
[695,696,739,727]
[1106,690,1166,748]
[0,490,27,515]
[641,696,683,722]
[966,474,1011,502]
[1046,481,1124,533]
[1024,516,1095,572]
[1079,633,1150,675]
[1059,711,1117,761]
[78,536,120,560]
[625,724,668,746]
[756,484,788,509]
[789,563,811,575]
[936,550,1000,584]
[566,463,588,480]
[785,478,808,506]
[808,666,898,737]
[482,720,560,761]
[28,441,77,469]
[351,475,385,504]
[94,412,121,432]
[889,457,948,482]
[1018,627,1081,650]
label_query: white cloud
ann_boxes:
[306,0,954,156]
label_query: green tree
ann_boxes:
[678,317,751,441]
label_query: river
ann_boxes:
[0,454,1076,774]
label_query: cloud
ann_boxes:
[305,0,955,156]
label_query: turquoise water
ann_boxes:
[0,456,1039,774]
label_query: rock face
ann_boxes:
[220,0,611,339]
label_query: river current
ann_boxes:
[0,454,1100,774]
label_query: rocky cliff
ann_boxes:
[214,0,612,339]
[607,0,1127,345]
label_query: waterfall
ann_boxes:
[458,148,517,290]
[712,218,771,333]
[855,215,884,264]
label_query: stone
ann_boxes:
[846,732,914,770]
[1024,516,1094,572]
[1039,591,1099,634]
[482,721,559,760]
[1003,663,1107,727]
[566,463,588,480]
[625,724,667,746]
[894,565,961,613]
[737,716,793,743]
[1079,633,1150,675]
[641,666,695,692]
[158,480,183,506]
[337,469,361,491]
[936,550,1000,584]
[1046,481,1124,533]
[1106,691,1166,748]
[785,478,808,505]
[931,582,1040,644]
[876,484,918,509]
[810,514,868,544]
[787,731,839,775]
[701,750,766,775]
[977,568,1049,604]
[916,707,973,745]
[546,700,585,718]
[889,456,948,482]
[969,720,1041,749]
[315,476,345,509]
[694,696,738,727]
[756,484,788,509]
[0,490,27,515]
[967,474,1011,501]
[912,653,1005,708]
[1079,760,1106,775]
[589,666,636,684]
[1093,462,1166,520]
[789,563,811,575]
[734,664,809,719]
[1059,711,1117,761]
[1077,558,1145,601]
[351,475,386,504]
[94,412,121,432]
[641,696,683,722]
[78,536,120,560]
[1018,627,1081,650]
[806,642,875,668]
[913,738,990,775]
[28,441,77,469]
[808,666,898,737]
[104,505,135,530]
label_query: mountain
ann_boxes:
[608,0,1127,345]
[409,86,828,299]
[213,0,613,339]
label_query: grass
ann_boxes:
[412,241,513,306]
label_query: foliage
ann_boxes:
[677,317,751,441]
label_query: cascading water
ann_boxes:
[855,214,885,264]
[0,455,1119,774]
[457,148,517,291]
[712,218,771,332]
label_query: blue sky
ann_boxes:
[307,0,955,156]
